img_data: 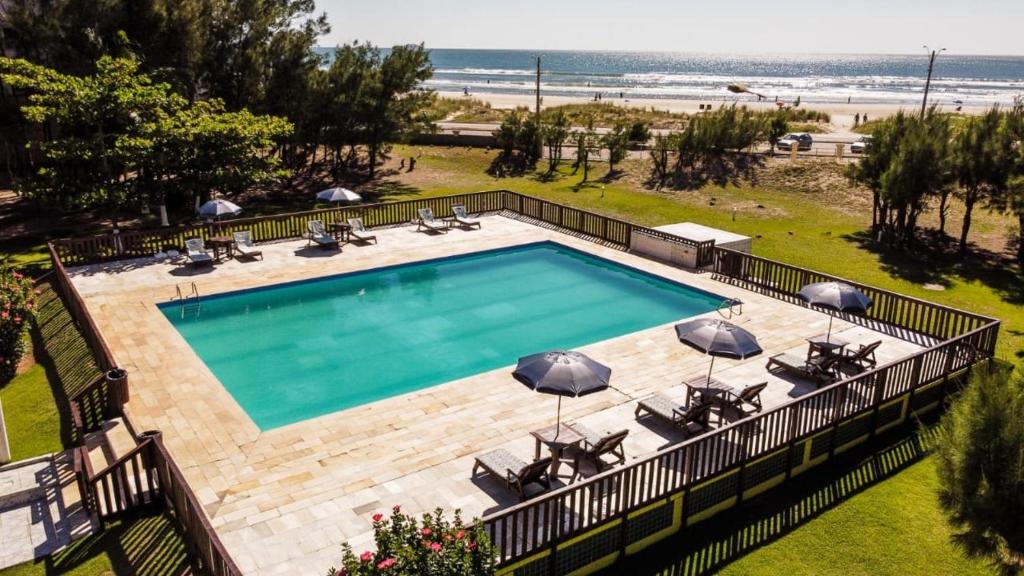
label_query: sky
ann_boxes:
[315,0,1024,55]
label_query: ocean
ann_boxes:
[319,48,1024,106]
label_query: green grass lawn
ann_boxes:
[0,510,194,576]
[384,145,1023,361]
[605,426,996,576]
[0,362,64,461]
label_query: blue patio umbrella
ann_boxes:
[797,282,873,341]
[316,187,362,204]
[674,318,762,387]
[513,350,611,439]
[197,199,242,220]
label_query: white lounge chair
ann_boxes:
[184,238,214,267]
[346,218,377,244]
[417,208,448,234]
[232,230,263,260]
[307,220,340,250]
[450,204,482,229]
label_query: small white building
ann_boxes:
[630,222,753,269]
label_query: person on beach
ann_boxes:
[399,158,405,170]
[854,113,860,126]
[408,157,416,172]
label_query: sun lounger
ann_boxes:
[766,353,841,386]
[842,340,881,373]
[307,220,340,250]
[184,238,214,267]
[725,381,768,416]
[417,207,449,234]
[449,204,482,229]
[634,395,714,434]
[472,448,552,501]
[567,422,628,477]
[346,218,377,244]
[231,230,263,260]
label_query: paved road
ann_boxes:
[435,121,866,160]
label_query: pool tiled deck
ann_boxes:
[69,215,928,575]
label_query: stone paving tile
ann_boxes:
[70,215,929,575]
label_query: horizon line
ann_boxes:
[313,45,1024,59]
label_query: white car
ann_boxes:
[851,135,873,154]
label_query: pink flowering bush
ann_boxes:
[327,507,496,576]
[0,266,35,384]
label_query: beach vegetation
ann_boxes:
[953,106,1016,253]
[491,110,542,175]
[602,121,631,173]
[541,110,571,173]
[934,366,1024,573]
[571,118,600,181]
[848,108,955,247]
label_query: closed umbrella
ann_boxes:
[513,350,611,439]
[197,199,242,220]
[797,282,873,341]
[674,318,762,387]
[316,187,362,204]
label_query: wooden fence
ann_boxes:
[47,246,242,576]
[50,190,718,267]
[42,190,999,576]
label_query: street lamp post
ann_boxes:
[921,46,946,117]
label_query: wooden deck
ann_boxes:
[69,215,930,575]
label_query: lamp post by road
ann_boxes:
[921,46,946,117]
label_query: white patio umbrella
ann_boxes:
[316,187,362,204]
[197,199,242,220]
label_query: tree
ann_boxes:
[649,132,675,185]
[602,121,630,173]
[359,43,434,179]
[1,56,182,225]
[935,367,1024,571]
[954,106,1012,253]
[491,109,539,174]
[768,108,789,155]
[1,56,292,225]
[541,109,569,173]
[572,118,599,182]
[989,99,1024,264]
[849,109,955,246]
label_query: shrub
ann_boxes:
[934,367,1024,571]
[0,266,35,384]
[328,507,496,576]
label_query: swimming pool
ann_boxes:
[159,242,724,430]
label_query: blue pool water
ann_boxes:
[159,242,724,430]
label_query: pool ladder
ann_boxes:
[716,298,743,319]
[175,282,201,319]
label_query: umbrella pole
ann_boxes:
[706,356,716,388]
[554,396,562,440]
[826,315,834,342]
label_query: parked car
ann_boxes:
[776,132,813,151]
[851,135,873,154]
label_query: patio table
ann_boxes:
[531,423,584,480]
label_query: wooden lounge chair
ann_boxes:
[725,381,768,416]
[841,340,881,373]
[307,220,340,250]
[346,218,377,244]
[634,395,714,433]
[766,353,841,386]
[231,230,263,260]
[472,449,552,501]
[449,204,482,229]
[417,207,449,234]
[568,422,628,477]
[184,238,214,267]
